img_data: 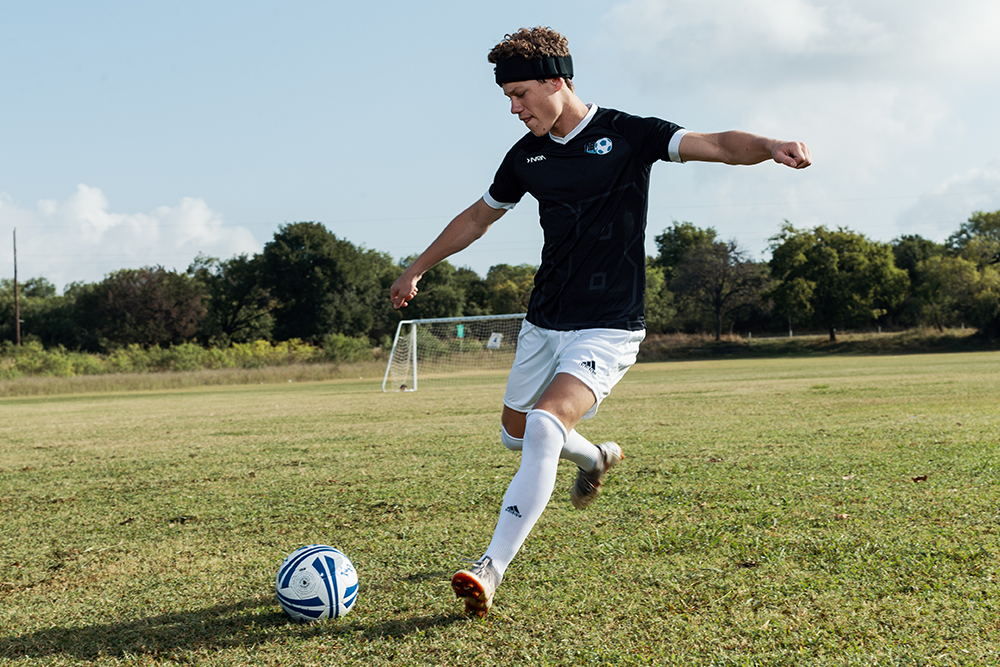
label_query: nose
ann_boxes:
[510,97,522,115]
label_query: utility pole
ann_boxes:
[13,228,20,346]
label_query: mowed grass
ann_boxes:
[2,353,999,666]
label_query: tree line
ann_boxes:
[648,209,999,341]
[0,221,538,353]
[2,210,999,353]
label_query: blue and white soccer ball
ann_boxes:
[593,137,613,154]
[276,545,359,621]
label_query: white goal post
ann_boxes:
[382,313,526,392]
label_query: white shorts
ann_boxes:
[503,321,645,420]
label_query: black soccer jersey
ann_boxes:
[486,105,684,331]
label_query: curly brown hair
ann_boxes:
[488,27,574,90]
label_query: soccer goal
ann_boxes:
[382,313,526,392]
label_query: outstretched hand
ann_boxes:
[772,141,812,169]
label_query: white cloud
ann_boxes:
[605,0,1000,88]
[602,0,1000,251]
[894,160,1000,242]
[604,0,892,90]
[0,185,261,292]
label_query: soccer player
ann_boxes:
[389,26,811,617]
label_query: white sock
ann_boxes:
[484,409,566,576]
[562,429,601,471]
[501,425,600,471]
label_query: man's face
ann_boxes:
[501,79,561,137]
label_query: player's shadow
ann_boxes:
[1,594,466,662]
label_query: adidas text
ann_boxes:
[526,155,546,163]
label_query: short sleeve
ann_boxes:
[609,112,685,166]
[486,143,528,209]
[484,190,517,210]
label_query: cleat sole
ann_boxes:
[451,571,493,617]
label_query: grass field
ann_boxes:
[2,352,999,666]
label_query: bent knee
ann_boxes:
[501,406,526,439]
[500,425,523,452]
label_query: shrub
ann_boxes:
[0,338,354,380]
[106,345,153,374]
[323,333,375,363]
[160,342,208,372]
[4,341,75,378]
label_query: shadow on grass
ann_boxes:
[1,595,466,661]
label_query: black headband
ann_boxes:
[494,55,574,85]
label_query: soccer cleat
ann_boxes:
[451,556,502,617]
[570,441,623,509]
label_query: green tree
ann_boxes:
[429,263,537,317]
[13,277,57,299]
[652,221,718,281]
[260,222,393,342]
[0,277,77,347]
[370,259,407,344]
[769,224,908,341]
[651,221,720,331]
[453,267,489,316]
[71,267,207,350]
[967,264,1000,337]
[940,209,1000,337]
[915,256,1000,337]
[670,240,769,340]
[891,235,945,327]
[914,255,979,331]
[892,235,944,280]
[483,263,535,315]
[188,253,274,344]
[947,209,1000,267]
[644,263,675,333]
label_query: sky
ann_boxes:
[2,0,1000,293]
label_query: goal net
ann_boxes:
[382,313,526,392]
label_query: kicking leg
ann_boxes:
[453,408,565,616]
[454,374,595,616]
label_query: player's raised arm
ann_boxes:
[390,198,507,309]
[679,131,811,169]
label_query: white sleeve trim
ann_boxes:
[668,129,688,163]
[484,190,517,210]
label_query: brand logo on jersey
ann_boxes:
[585,138,613,155]
[580,360,597,375]
[504,505,522,518]
[526,155,546,163]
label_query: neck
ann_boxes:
[549,93,590,138]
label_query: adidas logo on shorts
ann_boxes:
[580,360,597,375]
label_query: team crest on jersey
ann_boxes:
[585,138,613,155]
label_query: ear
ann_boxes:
[538,78,564,92]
